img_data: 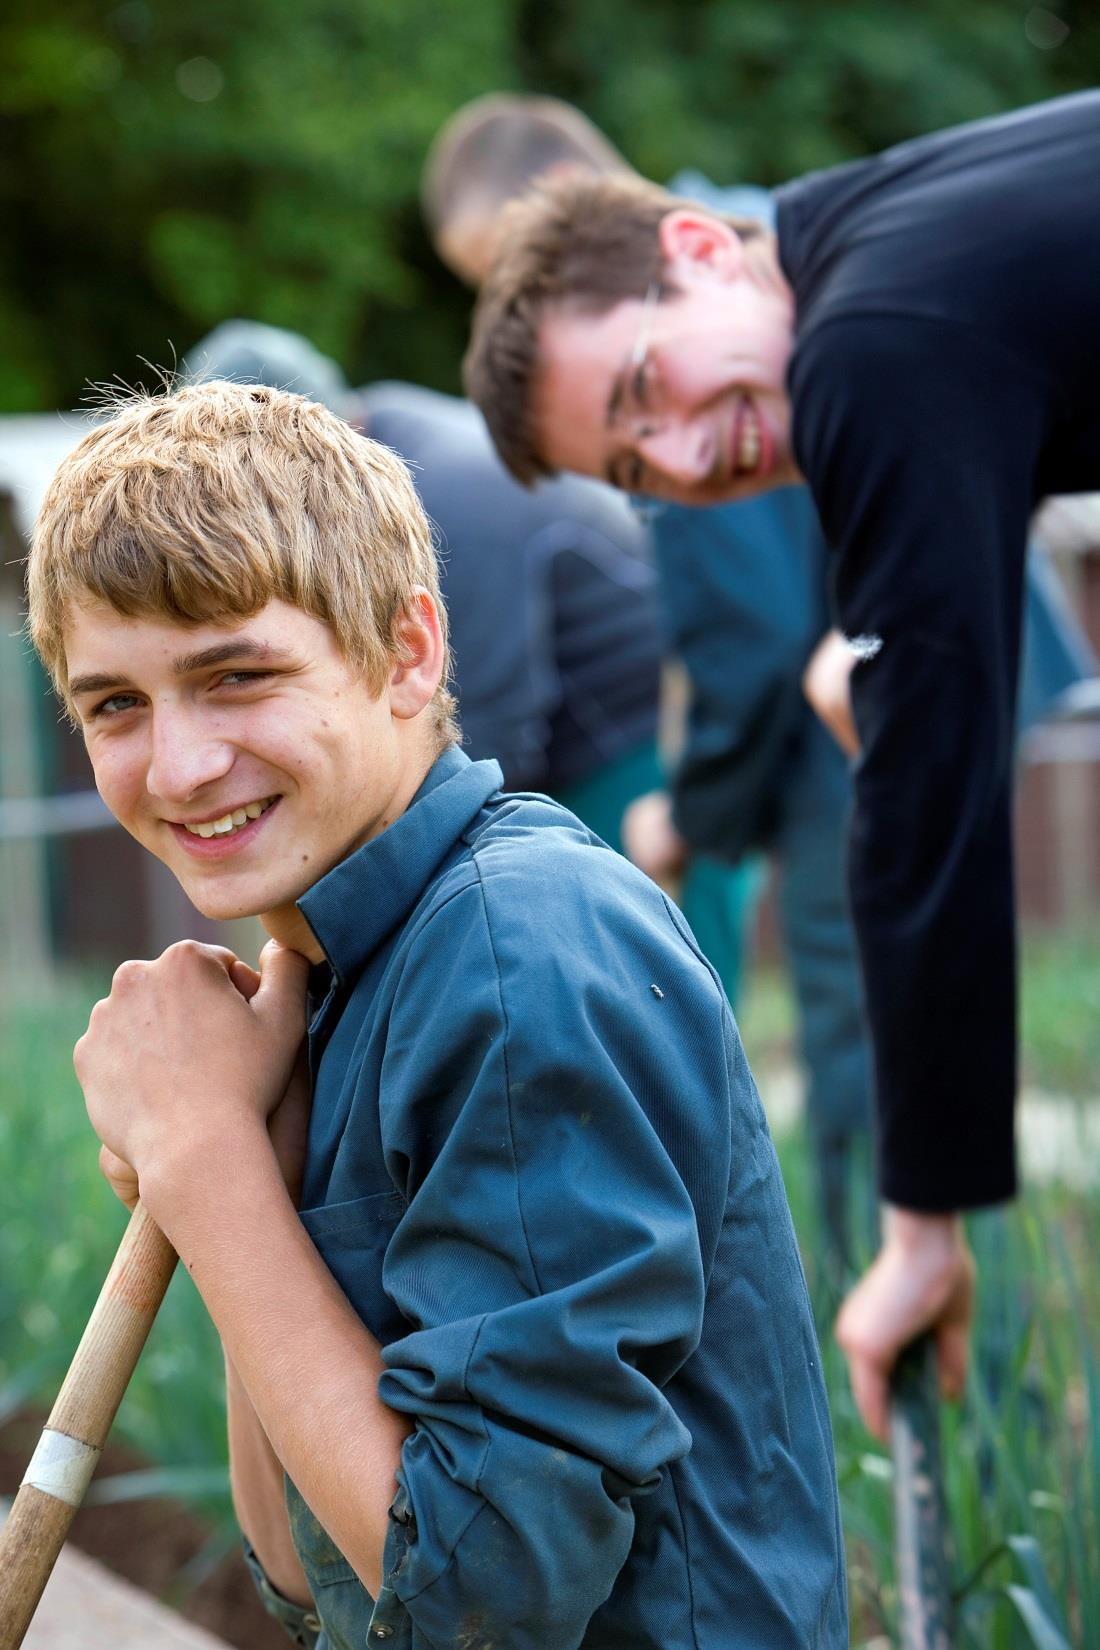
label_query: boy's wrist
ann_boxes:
[139,1115,279,1237]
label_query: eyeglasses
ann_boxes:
[629,281,660,382]
[613,281,662,437]
[608,280,669,505]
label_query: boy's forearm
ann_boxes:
[225,1353,313,1606]
[145,1129,408,1599]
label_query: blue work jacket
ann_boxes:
[256,748,846,1650]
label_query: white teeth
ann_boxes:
[184,799,272,838]
[738,408,760,471]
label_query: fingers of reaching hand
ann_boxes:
[802,629,860,756]
[934,1251,975,1401]
[836,1257,900,1442]
[622,791,687,880]
[846,1349,891,1443]
[836,1228,975,1439]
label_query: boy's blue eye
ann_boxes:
[219,669,274,687]
[89,692,140,719]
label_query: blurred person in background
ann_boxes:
[185,321,757,1009]
[463,90,1099,1436]
[425,94,879,1272]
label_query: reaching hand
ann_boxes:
[622,790,689,894]
[835,1208,975,1441]
[802,629,860,757]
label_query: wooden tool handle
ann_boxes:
[891,1332,954,1650]
[0,1202,177,1650]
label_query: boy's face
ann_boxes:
[65,598,414,937]
[529,223,799,505]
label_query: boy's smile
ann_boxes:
[170,794,280,853]
[64,598,427,954]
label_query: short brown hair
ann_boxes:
[422,94,627,244]
[28,380,458,746]
[463,171,761,486]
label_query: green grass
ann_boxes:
[787,1175,1100,1647]
[1018,929,1100,1098]
[0,973,231,1533]
[1,941,1098,1644]
[743,924,1100,1646]
[738,924,1100,1099]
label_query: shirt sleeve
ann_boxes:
[240,1537,321,1648]
[369,859,729,1650]
[790,314,1048,1210]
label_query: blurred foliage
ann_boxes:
[1019,928,1100,1096]
[2,0,1099,410]
[741,926,1100,1099]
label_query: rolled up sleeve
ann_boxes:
[370,867,718,1650]
[241,1538,321,1648]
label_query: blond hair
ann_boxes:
[28,380,458,745]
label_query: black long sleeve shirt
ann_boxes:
[776,91,1100,1210]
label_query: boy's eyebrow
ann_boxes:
[68,669,137,698]
[171,638,279,674]
[69,638,285,698]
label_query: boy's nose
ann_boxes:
[145,710,234,804]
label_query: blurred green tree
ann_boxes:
[1,0,1097,409]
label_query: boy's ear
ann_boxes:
[388,588,446,720]
[657,208,744,285]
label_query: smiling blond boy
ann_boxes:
[28,380,846,1650]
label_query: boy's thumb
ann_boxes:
[254,939,311,1029]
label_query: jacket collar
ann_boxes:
[297,746,502,986]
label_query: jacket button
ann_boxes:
[373,1627,394,1640]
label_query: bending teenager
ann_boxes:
[464,90,1100,1437]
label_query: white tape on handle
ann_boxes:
[20,1429,100,1506]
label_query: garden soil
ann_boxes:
[0,1410,290,1650]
